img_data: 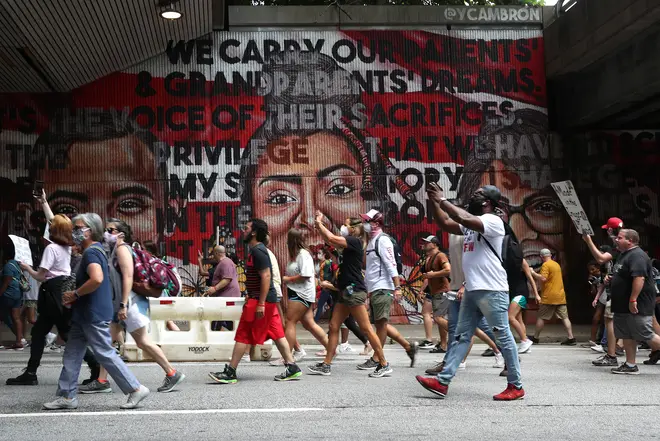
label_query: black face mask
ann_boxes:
[467,194,487,215]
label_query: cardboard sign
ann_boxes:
[44,222,51,242]
[551,180,594,235]
[8,235,33,266]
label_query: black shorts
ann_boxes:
[287,288,312,309]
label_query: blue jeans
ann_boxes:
[444,297,497,363]
[438,290,522,388]
[314,289,333,322]
[57,321,141,399]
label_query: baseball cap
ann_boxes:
[540,248,552,257]
[480,185,502,206]
[360,209,384,224]
[601,217,623,230]
[422,235,440,246]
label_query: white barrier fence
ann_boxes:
[123,297,273,362]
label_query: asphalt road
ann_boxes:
[0,343,658,441]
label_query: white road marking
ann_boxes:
[0,407,323,419]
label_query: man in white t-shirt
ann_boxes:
[416,184,524,401]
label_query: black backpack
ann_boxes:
[374,233,404,275]
[478,221,524,287]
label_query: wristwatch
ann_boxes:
[73,290,80,300]
[119,302,127,308]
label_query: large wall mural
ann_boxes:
[1,29,564,323]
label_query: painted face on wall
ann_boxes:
[252,132,364,267]
[42,135,164,245]
[479,159,565,267]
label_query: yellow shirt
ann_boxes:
[539,260,566,305]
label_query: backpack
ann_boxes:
[130,246,181,298]
[374,233,404,276]
[478,221,524,288]
[9,262,30,293]
[88,244,123,313]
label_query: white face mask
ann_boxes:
[340,225,350,237]
[103,231,118,244]
[363,223,372,234]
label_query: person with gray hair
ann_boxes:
[608,228,660,374]
[42,213,149,411]
[530,248,575,345]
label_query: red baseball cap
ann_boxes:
[601,217,623,230]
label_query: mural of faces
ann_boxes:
[42,135,165,245]
[253,132,365,265]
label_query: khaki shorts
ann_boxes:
[369,290,393,322]
[338,289,367,308]
[538,304,569,321]
[604,300,613,319]
[431,293,449,318]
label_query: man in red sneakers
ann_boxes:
[416,184,524,401]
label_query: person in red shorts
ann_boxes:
[208,219,302,383]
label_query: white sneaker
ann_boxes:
[338,343,356,354]
[45,332,57,346]
[269,357,285,366]
[43,396,78,410]
[120,385,150,410]
[518,339,533,354]
[591,344,605,353]
[293,348,306,362]
[315,349,327,357]
[458,362,467,370]
[493,352,505,368]
[241,353,250,363]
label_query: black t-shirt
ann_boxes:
[244,243,277,303]
[337,236,366,292]
[205,263,218,287]
[509,270,529,301]
[610,247,656,316]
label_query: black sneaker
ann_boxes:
[430,345,446,354]
[208,364,238,384]
[639,341,651,350]
[527,336,540,344]
[615,346,625,356]
[406,341,419,368]
[158,370,186,393]
[481,348,495,357]
[307,362,331,376]
[368,363,393,378]
[418,340,435,350]
[611,363,640,375]
[6,370,38,386]
[592,354,618,366]
[79,379,112,394]
[643,350,660,365]
[274,363,302,381]
[561,338,577,346]
[499,368,508,377]
[357,357,379,370]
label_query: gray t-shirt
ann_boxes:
[211,257,241,297]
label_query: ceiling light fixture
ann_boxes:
[161,2,182,20]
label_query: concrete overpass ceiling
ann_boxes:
[0,0,212,93]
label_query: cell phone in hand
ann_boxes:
[32,180,44,198]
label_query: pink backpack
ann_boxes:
[130,246,180,298]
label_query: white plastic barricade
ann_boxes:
[122,297,273,362]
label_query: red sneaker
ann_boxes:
[493,384,525,401]
[415,375,448,398]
